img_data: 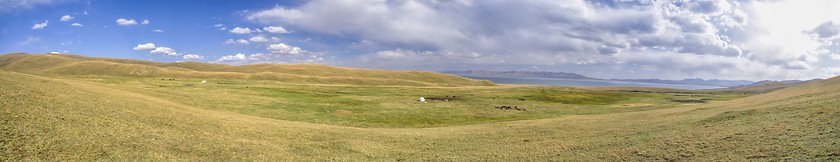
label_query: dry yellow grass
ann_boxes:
[1,53,838,160]
[0,53,493,86]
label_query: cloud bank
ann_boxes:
[246,0,840,80]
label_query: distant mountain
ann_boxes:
[441,70,597,80]
[611,78,755,87]
[442,70,828,89]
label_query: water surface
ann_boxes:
[457,75,723,90]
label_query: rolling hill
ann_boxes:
[0,52,837,160]
[0,53,494,86]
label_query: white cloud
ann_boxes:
[152,29,164,32]
[60,15,73,21]
[831,54,840,61]
[264,26,289,33]
[1,0,67,14]
[183,54,205,60]
[133,43,180,56]
[211,52,326,65]
[246,0,840,80]
[229,27,253,34]
[248,35,279,43]
[821,67,840,78]
[150,47,178,56]
[213,53,248,63]
[267,43,304,55]
[31,20,48,29]
[807,21,840,39]
[141,19,149,25]
[133,43,156,50]
[116,18,137,26]
[214,24,227,30]
[71,23,82,27]
[223,39,249,45]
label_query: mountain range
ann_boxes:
[441,70,596,80]
[443,70,762,87]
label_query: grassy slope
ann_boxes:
[1,68,838,160]
[712,80,816,94]
[0,53,493,86]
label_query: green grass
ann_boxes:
[57,75,745,128]
[1,54,838,160]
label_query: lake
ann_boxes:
[456,75,724,90]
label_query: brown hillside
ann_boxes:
[0,53,494,86]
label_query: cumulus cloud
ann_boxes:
[267,43,304,55]
[249,35,269,43]
[807,21,840,39]
[246,0,840,80]
[213,53,247,63]
[152,29,164,32]
[263,26,289,33]
[31,20,48,29]
[116,18,137,26]
[141,19,149,25]
[229,27,253,34]
[248,35,280,43]
[212,52,326,64]
[71,23,82,27]
[182,54,205,60]
[213,42,322,64]
[150,47,178,56]
[223,39,249,45]
[132,43,156,50]
[60,15,73,21]
[246,1,744,57]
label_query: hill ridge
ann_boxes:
[0,53,494,86]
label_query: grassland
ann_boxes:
[0,53,494,87]
[1,53,838,160]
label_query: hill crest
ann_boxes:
[0,53,495,86]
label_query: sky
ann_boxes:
[2,0,840,81]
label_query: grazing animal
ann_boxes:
[495,105,526,111]
[419,97,426,103]
[200,80,207,84]
[519,98,525,101]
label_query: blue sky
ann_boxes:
[2,0,840,81]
